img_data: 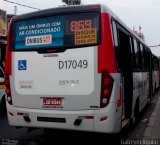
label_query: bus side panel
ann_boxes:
[5,24,12,76]
[95,13,122,133]
[98,13,117,73]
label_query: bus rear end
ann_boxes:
[5,5,121,133]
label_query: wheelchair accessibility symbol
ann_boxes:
[18,60,27,70]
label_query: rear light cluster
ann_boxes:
[100,70,114,108]
[5,74,12,105]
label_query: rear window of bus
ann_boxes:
[11,12,100,51]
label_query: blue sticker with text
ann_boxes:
[18,60,27,70]
[15,17,64,49]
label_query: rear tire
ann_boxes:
[150,86,154,100]
[134,99,139,120]
[154,83,156,93]
[129,99,139,127]
[0,95,6,114]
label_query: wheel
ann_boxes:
[0,95,6,114]
[129,99,139,127]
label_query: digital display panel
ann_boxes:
[11,12,100,51]
[14,17,64,49]
[70,19,92,32]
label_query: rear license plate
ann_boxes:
[43,97,62,106]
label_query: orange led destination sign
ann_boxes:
[75,28,97,45]
[70,19,92,32]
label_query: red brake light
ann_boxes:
[45,49,57,53]
[90,6,100,10]
[103,89,109,95]
[5,74,12,105]
[103,78,110,85]
[5,88,11,95]
[100,70,114,108]
[4,79,10,86]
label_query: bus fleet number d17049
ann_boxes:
[59,60,88,69]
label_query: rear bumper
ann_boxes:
[6,102,121,133]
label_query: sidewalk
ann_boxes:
[143,94,160,142]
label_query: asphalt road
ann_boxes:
[0,90,160,145]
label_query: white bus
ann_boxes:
[5,4,152,133]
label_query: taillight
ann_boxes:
[5,74,12,105]
[4,79,10,86]
[100,70,114,108]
